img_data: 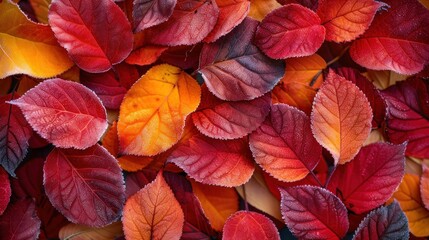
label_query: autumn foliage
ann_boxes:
[1,0,429,239]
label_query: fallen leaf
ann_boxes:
[59,222,123,240]
[223,211,280,240]
[421,165,429,210]
[0,167,10,215]
[0,199,41,240]
[133,0,176,32]
[271,82,317,115]
[248,0,281,21]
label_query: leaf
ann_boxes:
[48,0,133,73]
[192,85,271,140]
[0,167,10,215]
[59,222,123,240]
[317,0,385,42]
[0,94,32,176]
[421,165,429,211]
[247,0,281,21]
[204,0,250,42]
[29,0,50,24]
[382,77,429,158]
[146,0,219,46]
[199,17,284,101]
[249,104,321,182]
[0,199,41,240]
[272,82,316,115]
[9,79,108,150]
[159,44,203,70]
[327,142,406,214]
[349,0,429,75]
[280,53,327,89]
[393,174,429,237]
[280,185,349,240]
[125,169,158,198]
[43,145,125,227]
[167,126,255,187]
[254,4,326,59]
[310,70,372,165]
[125,45,168,66]
[118,64,201,156]
[122,171,185,240]
[133,0,176,32]
[190,179,238,231]
[223,211,280,240]
[0,0,73,79]
[278,0,318,10]
[352,201,409,240]
[365,70,407,90]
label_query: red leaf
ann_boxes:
[48,0,133,73]
[0,94,32,176]
[223,211,280,240]
[146,0,219,46]
[204,0,250,42]
[9,79,108,150]
[192,85,271,140]
[254,4,325,59]
[352,201,409,240]
[327,142,406,214]
[349,0,429,74]
[133,0,176,32]
[0,199,41,240]
[421,165,429,210]
[382,77,429,158]
[249,104,321,182]
[277,0,318,10]
[317,0,385,42]
[159,44,203,70]
[280,185,349,240]
[11,157,44,201]
[167,126,255,187]
[43,145,125,227]
[199,17,284,101]
[0,167,10,215]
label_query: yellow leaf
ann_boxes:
[118,64,201,156]
[248,0,281,21]
[59,222,123,240]
[0,0,73,79]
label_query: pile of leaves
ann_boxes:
[1,0,429,239]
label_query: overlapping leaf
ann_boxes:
[272,82,316,115]
[421,165,429,211]
[223,211,280,240]
[49,0,133,73]
[118,64,201,156]
[199,17,284,101]
[0,167,10,215]
[254,4,326,59]
[133,0,177,32]
[43,145,125,227]
[280,54,327,89]
[9,79,108,149]
[58,222,123,240]
[247,0,281,21]
[0,199,41,240]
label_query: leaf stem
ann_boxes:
[324,165,337,188]
[309,170,323,187]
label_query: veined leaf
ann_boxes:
[0,199,41,240]
[223,211,280,240]
[133,0,176,32]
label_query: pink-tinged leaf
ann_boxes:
[146,0,219,46]
[43,145,125,227]
[167,126,255,187]
[223,211,280,240]
[352,201,409,240]
[382,77,429,158]
[9,79,108,150]
[199,17,284,101]
[48,0,133,73]
[311,70,372,165]
[192,85,271,140]
[249,104,321,182]
[0,94,32,177]
[0,167,10,215]
[204,0,250,42]
[349,0,429,75]
[0,199,41,240]
[254,4,326,59]
[327,142,406,214]
[421,165,429,210]
[335,67,387,128]
[280,185,349,240]
[317,0,385,42]
[133,0,177,32]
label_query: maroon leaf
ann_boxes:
[133,0,177,32]
[192,85,271,140]
[37,196,70,239]
[0,199,41,240]
[352,201,409,240]
[277,0,318,10]
[49,0,133,73]
[327,142,406,214]
[199,17,285,101]
[11,157,44,202]
[280,185,349,240]
[382,77,429,158]
[146,0,219,46]
[159,44,203,70]
[0,167,10,215]
[43,145,125,227]
[0,94,32,177]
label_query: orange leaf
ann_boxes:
[421,165,429,211]
[118,64,201,156]
[190,179,238,231]
[248,0,281,21]
[272,82,316,115]
[281,54,326,89]
[29,0,50,24]
[0,0,73,78]
[393,174,429,237]
[59,222,123,240]
[123,171,185,240]
[311,70,372,165]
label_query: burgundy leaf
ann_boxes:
[0,167,10,215]
[133,0,177,32]
[0,199,41,240]
[125,169,158,198]
[277,0,318,10]
[159,44,203,70]
[11,157,44,202]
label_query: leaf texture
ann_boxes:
[59,222,123,240]
[0,167,10,215]
[133,0,177,32]
[223,211,280,240]
[421,165,429,211]
[0,199,41,240]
